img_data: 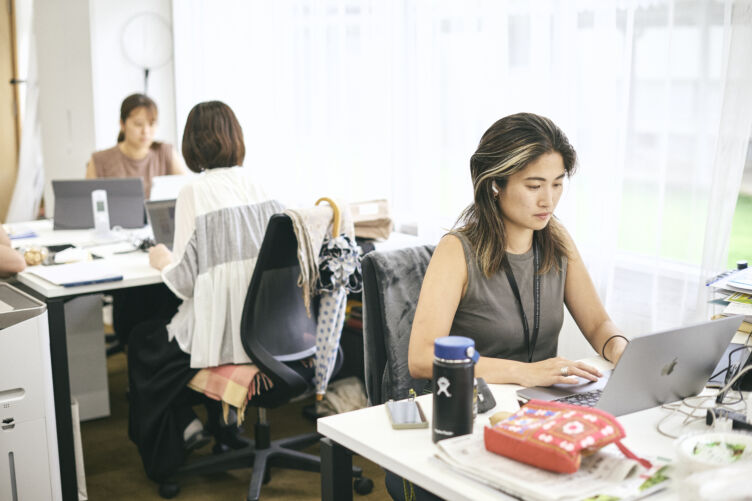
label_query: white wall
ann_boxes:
[35,0,97,215]
[89,0,176,151]
[33,0,177,216]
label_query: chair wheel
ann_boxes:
[354,476,374,495]
[263,469,272,484]
[158,482,180,498]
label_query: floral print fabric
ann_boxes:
[484,399,626,473]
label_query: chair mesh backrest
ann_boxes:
[362,245,435,406]
[250,265,317,360]
[241,214,317,406]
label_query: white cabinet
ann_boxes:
[0,284,61,501]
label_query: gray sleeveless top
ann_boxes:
[449,232,567,363]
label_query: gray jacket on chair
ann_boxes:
[361,245,435,406]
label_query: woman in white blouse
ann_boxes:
[128,101,283,482]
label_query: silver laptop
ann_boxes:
[52,178,145,229]
[517,316,743,416]
[145,199,176,250]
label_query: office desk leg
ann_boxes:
[48,298,78,501]
[321,437,353,501]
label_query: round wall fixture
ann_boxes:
[121,12,173,94]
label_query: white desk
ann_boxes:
[13,220,161,297]
[317,355,740,501]
[9,221,425,501]
[9,220,161,501]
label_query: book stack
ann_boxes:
[707,267,752,329]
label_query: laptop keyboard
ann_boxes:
[554,389,602,407]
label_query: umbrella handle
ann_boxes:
[315,197,341,238]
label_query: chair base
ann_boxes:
[159,418,368,501]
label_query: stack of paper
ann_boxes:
[5,226,37,239]
[707,268,752,325]
[723,292,752,322]
[27,262,123,288]
[434,431,670,501]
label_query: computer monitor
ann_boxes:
[52,178,145,230]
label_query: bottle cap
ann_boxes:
[434,336,480,363]
[737,260,748,270]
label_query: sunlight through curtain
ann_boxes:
[173,0,752,335]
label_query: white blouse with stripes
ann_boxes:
[161,167,284,368]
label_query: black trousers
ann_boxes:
[112,283,179,346]
[385,470,445,501]
[127,312,207,481]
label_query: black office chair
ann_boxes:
[361,245,435,406]
[158,214,372,500]
[362,246,444,501]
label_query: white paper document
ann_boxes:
[435,431,670,501]
[28,261,123,287]
[710,268,752,293]
[723,302,752,317]
[87,241,139,257]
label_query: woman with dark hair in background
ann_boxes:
[86,93,186,198]
[87,94,187,349]
[127,101,284,482]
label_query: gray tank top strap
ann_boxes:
[446,230,567,363]
[448,231,481,293]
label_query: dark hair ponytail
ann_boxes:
[117,93,158,143]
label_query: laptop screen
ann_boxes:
[516,316,742,416]
[150,174,193,201]
[52,178,145,229]
[145,199,176,250]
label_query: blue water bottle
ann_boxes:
[432,336,479,442]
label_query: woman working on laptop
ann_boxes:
[86,93,188,348]
[85,93,187,199]
[127,101,283,482]
[408,113,628,388]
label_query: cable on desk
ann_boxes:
[708,332,752,383]
[655,364,752,438]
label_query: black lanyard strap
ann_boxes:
[504,242,540,363]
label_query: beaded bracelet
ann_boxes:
[601,334,629,363]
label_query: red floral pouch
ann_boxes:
[484,399,651,473]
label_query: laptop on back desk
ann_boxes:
[517,316,743,416]
[52,178,145,229]
[145,199,176,250]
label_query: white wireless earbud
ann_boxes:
[491,182,499,196]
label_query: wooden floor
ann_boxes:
[80,352,389,500]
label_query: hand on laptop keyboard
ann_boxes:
[522,357,603,387]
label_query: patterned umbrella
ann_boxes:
[313,198,362,399]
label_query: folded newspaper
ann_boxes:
[435,431,670,501]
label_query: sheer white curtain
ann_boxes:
[7,25,44,223]
[172,0,752,335]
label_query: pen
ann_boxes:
[61,276,124,287]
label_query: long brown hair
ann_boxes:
[455,112,577,277]
[117,93,160,148]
